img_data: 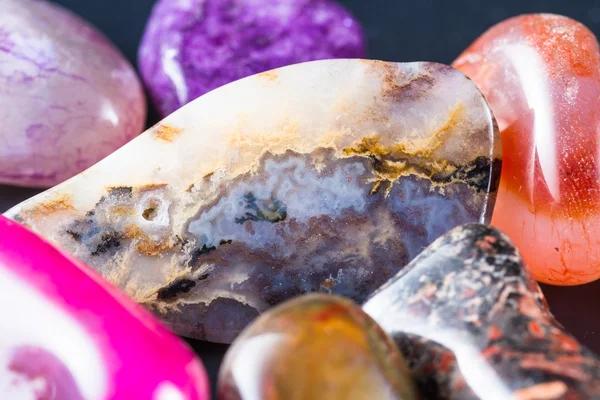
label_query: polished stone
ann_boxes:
[364,224,600,399]
[0,0,146,188]
[453,14,600,285]
[218,294,416,400]
[0,215,209,399]
[138,0,365,117]
[5,59,500,342]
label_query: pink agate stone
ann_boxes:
[0,215,209,400]
[0,0,146,188]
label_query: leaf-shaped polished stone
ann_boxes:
[364,224,600,399]
[5,59,500,342]
[453,14,600,285]
[218,294,416,400]
[0,215,208,399]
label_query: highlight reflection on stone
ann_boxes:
[364,224,600,400]
[5,59,500,342]
[218,294,416,400]
[453,14,600,285]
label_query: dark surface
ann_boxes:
[1,0,600,396]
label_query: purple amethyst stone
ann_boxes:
[138,0,366,117]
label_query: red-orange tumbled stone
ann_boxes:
[454,14,600,285]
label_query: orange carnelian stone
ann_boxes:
[454,14,600,285]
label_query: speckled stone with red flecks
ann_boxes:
[364,224,600,400]
[0,0,146,188]
[453,14,600,285]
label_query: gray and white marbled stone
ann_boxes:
[5,60,501,343]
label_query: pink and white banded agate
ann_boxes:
[0,215,209,400]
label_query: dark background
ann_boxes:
[3,0,600,396]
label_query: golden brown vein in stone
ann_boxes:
[109,205,136,218]
[340,109,492,196]
[138,183,169,192]
[257,69,280,82]
[153,124,183,142]
[122,225,176,257]
[19,193,73,221]
[343,102,465,159]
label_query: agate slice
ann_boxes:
[0,0,146,187]
[5,59,501,342]
[218,294,416,400]
[139,0,365,117]
[453,14,600,285]
[364,224,600,400]
[0,216,208,399]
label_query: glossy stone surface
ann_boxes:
[0,0,146,188]
[364,224,600,399]
[0,215,209,399]
[218,294,416,400]
[453,14,600,285]
[5,59,500,342]
[138,0,365,117]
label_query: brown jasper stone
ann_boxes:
[217,294,417,400]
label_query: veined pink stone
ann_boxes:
[0,0,146,188]
[0,215,209,400]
